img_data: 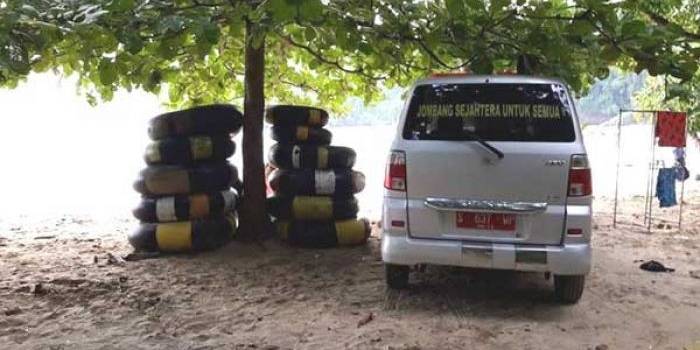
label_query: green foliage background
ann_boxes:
[1,0,698,114]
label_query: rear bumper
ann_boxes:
[381,232,591,275]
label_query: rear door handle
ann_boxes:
[424,198,547,214]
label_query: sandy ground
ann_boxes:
[1,198,699,350]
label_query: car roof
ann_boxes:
[413,74,567,87]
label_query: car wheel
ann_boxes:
[385,264,409,289]
[554,275,585,304]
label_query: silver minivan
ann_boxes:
[381,75,592,303]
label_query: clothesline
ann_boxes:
[613,109,688,231]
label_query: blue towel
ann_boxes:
[656,168,677,208]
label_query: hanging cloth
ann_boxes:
[673,147,690,181]
[656,168,677,208]
[655,112,687,147]
[673,147,686,165]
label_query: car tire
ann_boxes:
[554,274,585,304]
[385,264,409,289]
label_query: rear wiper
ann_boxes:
[461,130,504,159]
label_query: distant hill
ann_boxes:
[328,88,404,126]
[575,69,647,125]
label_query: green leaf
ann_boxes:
[471,57,493,74]
[358,42,372,54]
[304,27,316,41]
[335,27,349,50]
[445,0,463,14]
[115,54,132,74]
[203,23,220,44]
[680,61,699,79]
[108,0,135,12]
[159,16,186,34]
[267,0,296,22]
[157,39,179,59]
[667,84,692,100]
[195,22,220,45]
[298,0,324,21]
[621,20,646,36]
[0,42,30,74]
[145,70,162,92]
[600,45,621,62]
[20,5,40,16]
[569,21,593,36]
[122,30,143,54]
[465,0,482,9]
[98,59,118,85]
[491,0,510,11]
[596,66,610,79]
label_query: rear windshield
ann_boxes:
[402,83,576,142]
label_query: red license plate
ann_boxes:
[456,212,516,231]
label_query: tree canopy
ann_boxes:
[630,0,700,135]
[1,0,698,108]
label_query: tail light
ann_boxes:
[384,151,406,191]
[568,154,592,197]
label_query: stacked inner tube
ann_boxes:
[265,105,369,248]
[129,104,243,253]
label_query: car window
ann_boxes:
[403,83,576,142]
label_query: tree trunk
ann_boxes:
[238,20,269,241]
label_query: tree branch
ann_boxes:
[278,33,387,81]
[641,9,700,40]
[373,31,472,71]
[516,8,591,22]
[278,78,321,95]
